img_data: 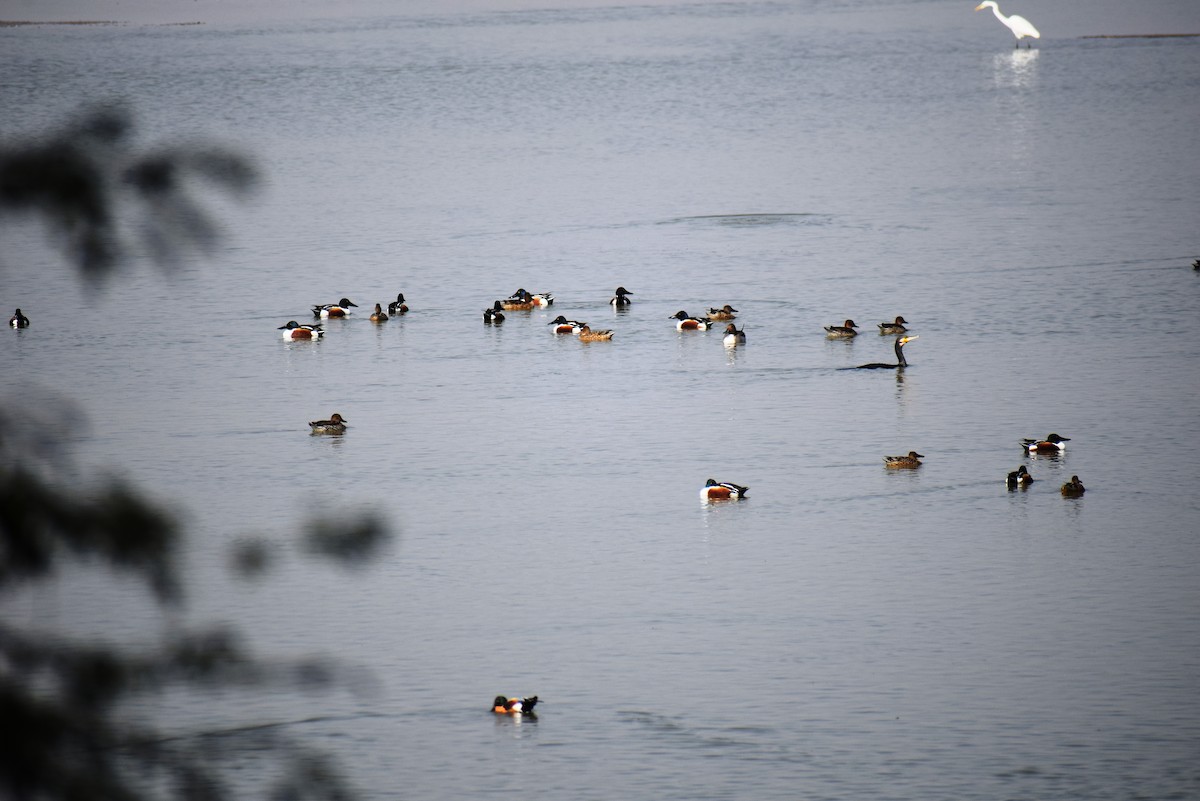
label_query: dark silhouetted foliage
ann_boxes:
[0,104,256,279]
[1,108,390,800]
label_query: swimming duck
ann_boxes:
[702,478,750,500]
[878,316,908,334]
[311,298,358,318]
[1021,433,1070,454]
[547,315,586,334]
[483,301,505,324]
[722,323,746,347]
[9,308,30,328]
[824,319,859,338]
[499,295,536,311]
[309,413,347,434]
[492,695,539,715]
[671,311,712,331]
[706,304,739,321]
[1060,475,1086,497]
[884,451,924,468]
[577,324,614,341]
[388,293,409,315]
[855,335,917,369]
[1193,258,1199,270]
[278,320,325,340]
[509,288,554,307]
[610,286,634,307]
[1006,465,1033,489]
[369,303,388,322]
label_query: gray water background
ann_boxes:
[3,2,1200,798]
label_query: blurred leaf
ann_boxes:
[302,514,391,567]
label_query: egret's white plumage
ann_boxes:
[975,1,1040,45]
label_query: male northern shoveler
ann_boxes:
[610,286,634,307]
[9,308,30,328]
[878,316,908,334]
[884,451,924,468]
[492,695,539,715]
[499,295,536,311]
[548,315,586,334]
[577,324,614,341]
[1060,475,1086,497]
[723,323,746,347]
[309,413,347,434]
[484,301,505,324]
[824,319,858,338]
[509,288,554,307]
[1021,433,1070,454]
[671,311,712,330]
[855,335,918,369]
[702,478,749,500]
[1006,465,1033,489]
[278,320,325,340]
[388,293,409,315]
[706,304,739,321]
[369,303,389,322]
[312,298,358,318]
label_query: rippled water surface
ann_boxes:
[3,3,1200,799]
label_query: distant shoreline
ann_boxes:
[1080,33,1200,39]
[0,20,204,27]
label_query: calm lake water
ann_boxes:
[3,2,1200,799]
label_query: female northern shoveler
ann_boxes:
[547,315,586,334]
[9,308,30,328]
[484,301,505,324]
[855,335,917,369]
[312,298,358,318]
[492,695,539,715]
[1021,433,1070,454]
[884,451,924,468]
[369,303,389,322]
[278,320,325,340]
[610,286,634,307]
[388,293,409,315]
[1060,475,1086,497]
[702,478,749,500]
[671,311,712,330]
[706,304,739,321]
[577,324,614,341]
[309,413,347,434]
[824,319,859,338]
[1006,465,1033,488]
[878,316,908,334]
[723,323,746,347]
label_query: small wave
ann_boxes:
[660,213,834,228]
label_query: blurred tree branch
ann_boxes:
[0,104,256,279]
[1,107,391,800]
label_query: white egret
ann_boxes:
[975,1,1040,47]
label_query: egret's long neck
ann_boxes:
[990,4,1008,25]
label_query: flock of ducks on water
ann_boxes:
[283,287,1092,500]
[879,435,1085,497]
[1013,434,1086,497]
